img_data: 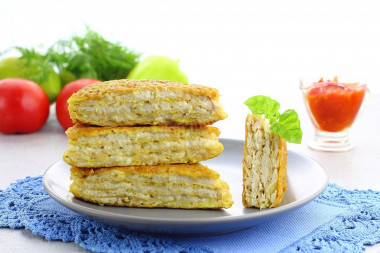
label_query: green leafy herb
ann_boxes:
[13,27,141,85]
[244,95,303,144]
[14,47,54,86]
[47,28,141,82]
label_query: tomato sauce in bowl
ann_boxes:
[300,77,368,151]
[305,80,366,132]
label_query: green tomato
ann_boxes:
[127,55,189,83]
[58,69,77,87]
[0,57,61,102]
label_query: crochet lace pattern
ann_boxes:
[0,176,379,253]
[282,184,380,252]
[0,176,211,253]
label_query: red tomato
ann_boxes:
[0,78,50,134]
[56,78,100,130]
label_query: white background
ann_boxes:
[2,0,379,140]
[2,0,380,96]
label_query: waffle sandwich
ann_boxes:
[70,163,233,209]
[242,114,287,209]
[64,79,232,209]
[63,124,223,168]
[68,79,227,127]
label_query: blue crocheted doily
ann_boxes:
[281,184,380,252]
[0,176,379,252]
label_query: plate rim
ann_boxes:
[43,138,329,226]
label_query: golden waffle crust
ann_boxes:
[70,163,233,209]
[63,124,224,167]
[242,114,287,209]
[68,79,227,127]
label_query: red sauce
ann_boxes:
[306,81,366,132]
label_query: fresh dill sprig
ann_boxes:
[14,27,141,83]
[47,27,141,81]
[14,47,54,87]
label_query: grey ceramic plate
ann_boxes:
[43,139,328,235]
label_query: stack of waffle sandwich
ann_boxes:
[63,79,233,209]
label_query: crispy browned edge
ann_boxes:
[70,163,220,180]
[272,138,287,207]
[68,79,221,103]
[242,114,251,207]
[242,114,288,208]
[65,124,221,139]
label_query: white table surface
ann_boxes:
[0,95,379,253]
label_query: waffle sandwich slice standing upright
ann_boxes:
[242,114,287,209]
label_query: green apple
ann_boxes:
[0,57,61,102]
[127,55,189,83]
